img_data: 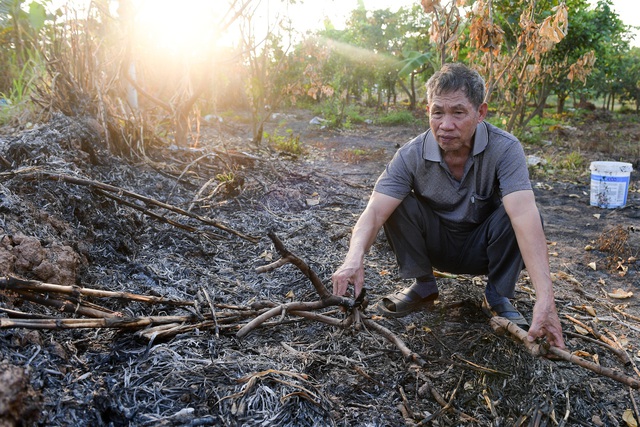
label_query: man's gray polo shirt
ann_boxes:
[374,121,531,229]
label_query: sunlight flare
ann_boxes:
[131,0,223,58]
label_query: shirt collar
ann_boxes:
[423,121,488,161]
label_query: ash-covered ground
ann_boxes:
[0,110,639,426]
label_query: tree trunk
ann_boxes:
[611,92,615,111]
[521,84,552,130]
[397,79,412,105]
[409,73,416,110]
[556,93,566,114]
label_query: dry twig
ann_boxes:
[2,169,259,242]
[565,314,631,365]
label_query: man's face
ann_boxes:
[427,90,487,155]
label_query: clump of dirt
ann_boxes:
[0,362,41,427]
[0,109,638,426]
[0,234,83,286]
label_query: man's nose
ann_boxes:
[440,114,456,129]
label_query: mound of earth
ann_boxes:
[0,109,638,426]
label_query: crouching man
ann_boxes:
[332,63,564,349]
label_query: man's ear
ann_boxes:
[478,102,488,122]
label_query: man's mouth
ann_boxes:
[438,135,456,143]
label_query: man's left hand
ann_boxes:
[527,302,565,350]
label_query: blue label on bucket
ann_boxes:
[590,174,630,208]
[592,175,630,183]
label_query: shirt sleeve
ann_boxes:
[373,142,417,201]
[497,140,532,197]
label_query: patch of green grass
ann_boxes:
[344,107,366,128]
[264,128,304,155]
[218,110,251,124]
[215,171,236,183]
[339,147,386,164]
[0,57,43,126]
[528,151,589,181]
[376,110,417,126]
[558,151,586,170]
[311,100,370,129]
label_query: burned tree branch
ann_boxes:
[238,231,369,337]
[0,276,194,307]
[14,291,117,318]
[362,318,426,366]
[265,231,333,301]
[95,188,227,240]
[490,316,640,389]
[565,314,631,365]
[0,275,274,340]
[5,169,260,243]
[241,232,465,407]
[237,300,329,338]
[0,314,197,330]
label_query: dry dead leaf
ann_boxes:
[617,261,629,276]
[554,271,581,285]
[585,306,597,316]
[588,262,597,271]
[379,269,390,276]
[573,349,591,357]
[585,244,594,251]
[285,290,295,299]
[260,250,273,261]
[617,335,629,347]
[608,289,633,299]
[421,0,440,14]
[573,325,589,335]
[521,285,535,294]
[623,409,638,427]
[593,214,601,219]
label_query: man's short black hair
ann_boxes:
[426,63,486,109]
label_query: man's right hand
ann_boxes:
[331,191,402,299]
[332,262,364,297]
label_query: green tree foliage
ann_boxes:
[582,0,630,111]
[289,4,432,128]
[1,0,638,148]
[0,0,50,101]
[618,47,640,111]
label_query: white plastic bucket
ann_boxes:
[589,161,633,208]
